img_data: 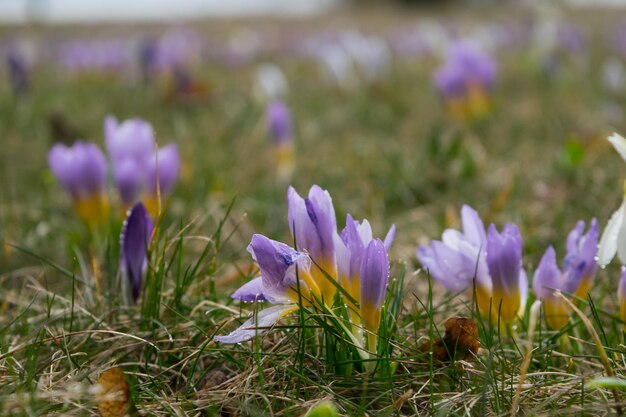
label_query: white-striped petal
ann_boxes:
[598,201,626,267]
[608,133,626,163]
[214,304,298,344]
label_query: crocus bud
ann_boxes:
[359,239,389,351]
[266,100,292,145]
[486,224,524,324]
[120,203,152,304]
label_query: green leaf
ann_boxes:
[305,400,340,417]
[588,377,626,389]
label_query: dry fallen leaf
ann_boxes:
[95,367,130,417]
[420,317,479,362]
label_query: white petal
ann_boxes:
[214,304,298,344]
[608,133,626,163]
[618,209,626,265]
[598,201,626,267]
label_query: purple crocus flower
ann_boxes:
[104,115,179,215]
[417,205,527,325]
[48,141,110,225]
[360,238,390,350]
[104,115,155,167]
[334,214,394,326]
[215,234,312,344]
[433,41,497,119]
[120,202,152,304]
[533,220,598,330]
[266,100,292,145]
[6,47,29,96]
[288,185,339,305]
[434,41,497,98]
[486,224,526,324]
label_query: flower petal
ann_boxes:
[461,204,486,246]
[532,246,563,299]
[214,304,299,344]
[247,234,311,304]
[383,224,396,251]
[598,201,626,267]
[608,132,626,163]
[231,277,266,302]
[121,203,153,303]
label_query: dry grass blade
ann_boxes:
[556,291,622,416]
[511,300,541,417]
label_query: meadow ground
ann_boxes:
[3,3,626,416]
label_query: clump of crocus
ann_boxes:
[120,202,152,304]
[105,115,180,217]
[48,141,110,226]
[216,185,394,354]
[533,220,598,330]
[266,100,294,182]
[335,214,395,334]
[417,205,527,326]
[433,41,497,120]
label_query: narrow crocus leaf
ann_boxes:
[121,203,152,303]
[588,377,626,390]
[214,304,298,344]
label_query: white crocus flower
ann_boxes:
[598,133,626,266]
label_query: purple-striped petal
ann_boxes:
[486,223,522,297]
[247,234,310,304]
[360,239,389,311]
[231,277,266,302]
[121,202,153,303]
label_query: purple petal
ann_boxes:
[383,224,396,251]
[486,223,522,297]
[266,100,292,144]
[121,203,153,303]
[461,205,486,246]
[304,185,337,263]
[48,144,80,197]
[214,304,298,344]
[360,239,389,310]
[288,186,321,257]
[147,144,180,196]
[231,277,266,302]
[247,234,310,304]
[105,116,155,165]
[113,158,142,206]
[532,246,563,299]
[48,141,107,198]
